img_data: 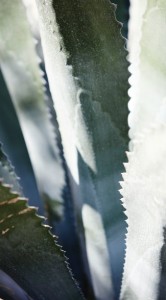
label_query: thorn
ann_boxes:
[120,197,125,203]
[123,163,128,171]
[125,219,129,225]
[125,151,131,158]
[119,181,125,188]
[119,188,123,196]
[121,173,127,180]
[122,202,127,209]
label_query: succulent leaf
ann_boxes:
[120,125,166,300]
[0,0,65,218]
[128,0,166,146]
[0,180,83,300]
[35,0,129,297]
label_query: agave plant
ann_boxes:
[0,0,165,299]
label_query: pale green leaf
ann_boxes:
[120,125,166,300]
[128,0,166,146]
[0,0,65,218]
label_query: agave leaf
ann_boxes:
[35,0,129,298]
[52,0,129,142]
[82,204,114,299]
[120,125,166,300]
[76,98,127,297]
[0,70,44,212]
[0,0,65,218]
[128,0,166,146]
[0,180,83,300]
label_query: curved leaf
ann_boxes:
[0,0,65,218]
[0,180,83,300]
[0,269,32,300]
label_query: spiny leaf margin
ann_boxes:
[0,181,84,300]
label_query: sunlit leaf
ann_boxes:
[120,125,166,300]
[128,0,166,146]
[0,0,65,218]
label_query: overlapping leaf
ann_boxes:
[0,69,43,211]
[0,180,83,300]
[0,0,65,218]
[35,0,129,298]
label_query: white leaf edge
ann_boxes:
[0,0,65,216]
[35,0,114,298]
[120,124,166,300]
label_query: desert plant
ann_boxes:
[0,0,165,300]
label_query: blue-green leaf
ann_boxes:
[35,0,129,298]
